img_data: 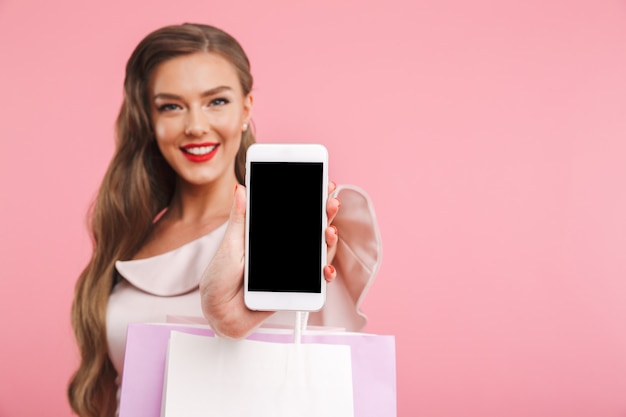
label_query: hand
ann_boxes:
[325,181,341,281]
[199,185,269,339]
[199,183,341,339]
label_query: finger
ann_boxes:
[219,184,247,257]
[326,196,340,225]
[325,224,338,248]
[231,184,247,228]
[328,180,337,195]
[324,264,337,283]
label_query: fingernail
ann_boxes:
[330,225,338,235]
[328,265,336,274]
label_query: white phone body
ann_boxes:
[244,143,328,311]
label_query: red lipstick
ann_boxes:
[181,143,219,163]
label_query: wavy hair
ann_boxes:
[68,23,255,417]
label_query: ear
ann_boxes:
[243,93,253,122]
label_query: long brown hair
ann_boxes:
[68,23,255,417]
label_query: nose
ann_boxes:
[184,106,209,137]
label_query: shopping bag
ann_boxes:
[118,323,396,417]
[162,331,354,417]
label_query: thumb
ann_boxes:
[230,184,247,229]
[220,184,247,256]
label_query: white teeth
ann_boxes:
[185,145,216,155]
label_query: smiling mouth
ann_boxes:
[182,145,218,155]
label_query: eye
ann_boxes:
[209,97,230,107]
[157,103,182,112]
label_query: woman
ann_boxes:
[68,23,381,417]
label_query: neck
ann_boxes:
[167,174,238,225]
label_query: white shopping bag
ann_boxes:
[161,331,354,417]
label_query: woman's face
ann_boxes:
[149,52,252,188]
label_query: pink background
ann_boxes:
[1,0,626,416]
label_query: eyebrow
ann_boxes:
[152,86,234,101]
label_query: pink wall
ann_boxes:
[1,0,626,416]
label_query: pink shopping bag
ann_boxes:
[118,323,396,417]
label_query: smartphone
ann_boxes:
[244,143,328,311]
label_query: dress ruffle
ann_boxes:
[115,223,227,297]
[303,184,383,331]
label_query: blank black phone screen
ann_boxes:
[248,162,323,292]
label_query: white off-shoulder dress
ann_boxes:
[106,185,382,378]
